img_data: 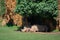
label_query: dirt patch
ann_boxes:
[32,32,60,34]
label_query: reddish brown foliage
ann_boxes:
[12,14,23,26]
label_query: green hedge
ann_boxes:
[14,0,58,19]
[0,0,6,16]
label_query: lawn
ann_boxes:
[0,26,60,40]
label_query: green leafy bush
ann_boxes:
[0,0,6,16]
[15,0,58,19]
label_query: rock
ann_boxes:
[21,27,30,32]
[30,25,38,32]
[30,25,49,32]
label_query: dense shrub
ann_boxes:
[0,0,6,16]
[15,0,58,19]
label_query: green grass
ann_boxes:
[0,26,60,40]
